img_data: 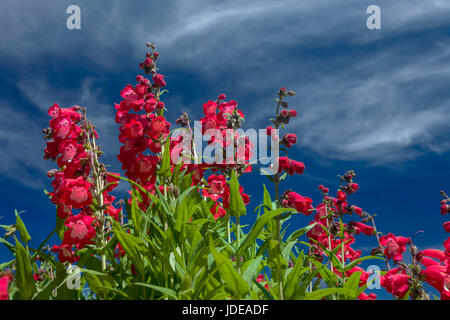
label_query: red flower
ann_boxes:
[281,133,297,148]
[358,292,377,300]
[441,203,449,215]
[278,157,305,175]
[51,244,79,263]
[63,177,92,209]
[63,214,96,248]
[379,233,410,262]
[256,274,269,290]
[151,116,167,134]
[350,205,363,216]
[208,175,226,196]
[210,203,226,220]
[380,268,410,299]
[444,221,450,233]
[349,183,359,192]
[123,119,144,139]
[152,74,166,87]
[421,265,448,293]
[203,100,217,116]
[283,192,313,215]
[351,222,375,236]
[57,204,72,220]
[421,249,446,262]
[0,276,9,300]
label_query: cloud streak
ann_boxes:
[0,0,449,190]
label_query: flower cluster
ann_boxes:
[43,104,120,263]
[115,46,253,219]
[289,172,381,299]
[23,45,449,301]
[416,192,450,300]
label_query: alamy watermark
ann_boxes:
[66,5,81,30]
[366,5,381,30]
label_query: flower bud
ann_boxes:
[287,90,296,96]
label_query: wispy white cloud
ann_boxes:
[0,102,52,189]
[0,0,449,187]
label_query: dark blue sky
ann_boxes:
[1,0,450,299]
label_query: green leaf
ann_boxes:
[159,137,171,177]
[84,272,116,297]
[209,237,249,298]
[14,238,36,299]
[284,252,310,299]
[130,188,142,234]
[237,208,294,257]
[55,214,65,240]
[242,256,263,288]
[0,260,15,271]
[254,278,275,300]
[15,211,31,244]
[344,256,385,272]
[286,223,317,242]
[34,262,68,300]
[303,288,353,300]
[344,271,362,299]
[112,220,150,278]
[263,184,277,234]
[135,282,178,300]
[227,170,247,217]
[267,239,288,270]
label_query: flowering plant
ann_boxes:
[0,43,448,300]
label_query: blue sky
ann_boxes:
[1,0,450,297]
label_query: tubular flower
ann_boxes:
[283,191,313,215]
[380,268,410,299]
[379,233,410,262]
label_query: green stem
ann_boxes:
[236,214,241,274]
[227,214,231,244]
[276,218,284,300]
